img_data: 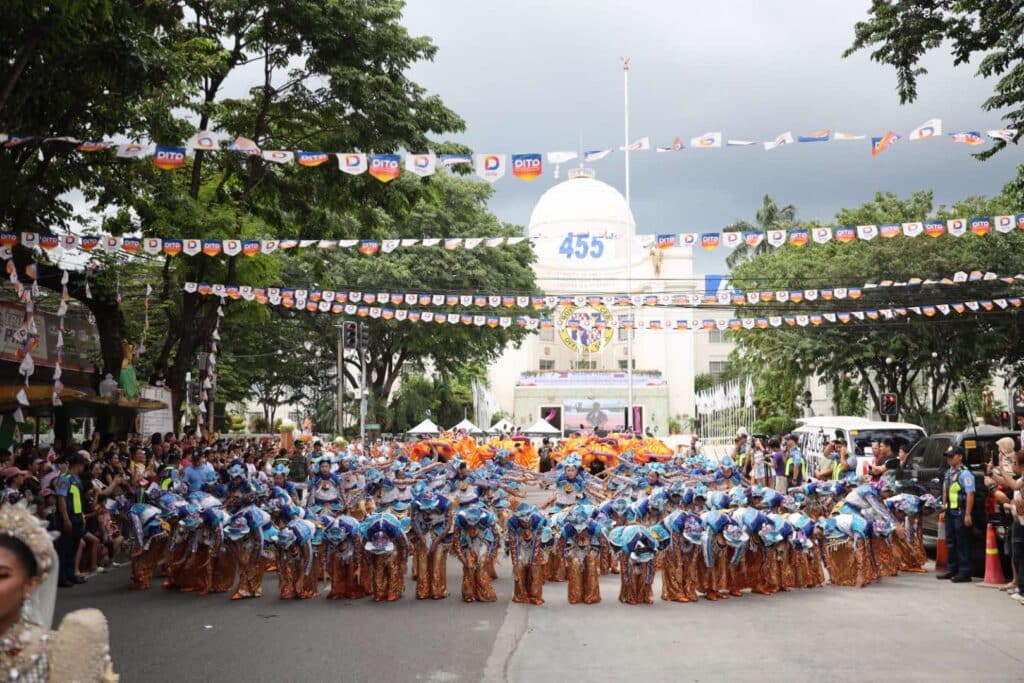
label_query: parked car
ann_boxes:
[893,426,1019,576]
[793,416,926,478]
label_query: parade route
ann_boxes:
[55,562,1023,683]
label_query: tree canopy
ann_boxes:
[728,186,1024,428]
[845,0,1022,158]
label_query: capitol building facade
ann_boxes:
[486,168,733,437]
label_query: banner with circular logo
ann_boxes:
[557,304,614,353]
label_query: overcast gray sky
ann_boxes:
[399,0,1022,274]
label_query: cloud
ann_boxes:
[401,0,1021,274]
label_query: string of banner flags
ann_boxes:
[2,119,1018,182]
[180,269,1024,312]
[187,284,1023,331]
[5,213,1024,260]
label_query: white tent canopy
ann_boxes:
[406,418,441,435]
[451,418,484,434]
[488,418,514,434]
[522,418,561,436]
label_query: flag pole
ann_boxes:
[622,56,635,434]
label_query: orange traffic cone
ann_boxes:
[982,523,1006,585]
[934,512,947,572]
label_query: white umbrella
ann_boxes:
[407,418,441,435]
[451,418,483,434]
[522,417,561,436]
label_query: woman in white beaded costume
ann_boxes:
[0,504,118,682]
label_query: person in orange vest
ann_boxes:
[938,446,975,583]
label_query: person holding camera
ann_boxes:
[816,437,856,481]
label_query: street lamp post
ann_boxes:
[622,56,635,434]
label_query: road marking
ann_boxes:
[481,602,530,683]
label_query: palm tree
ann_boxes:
[723,195,797,269]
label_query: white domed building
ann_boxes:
[485,168,733,436]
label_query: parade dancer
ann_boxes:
[609,524,664,605]
[360,512,410,602]
[410,491,455,600]
[660,507,702,602]
[787,510,825,588]
[307,455,345,511]
[276,508,319,600]
[506,503,550,605]
[224,460,255,512]
[555,505,606,605]
[324,514,364,600]
[225,505,275,600]
[594,497,631,574]
[167,503,204,591]
[452,505,500,603]
[127,502,169,590]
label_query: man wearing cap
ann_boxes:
[938,446,975,583]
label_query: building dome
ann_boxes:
[528,168,636,271]
[528,168,635,238]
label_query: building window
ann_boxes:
[539,359,555,371]
[617,316,633,341]
[708,361,726,383]
[709,329,725,344]
[539,327,554,342]
[572,360,596,370]
[618,359,635,370]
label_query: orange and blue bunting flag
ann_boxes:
[296,151,329,167]
[160,239,181,256]
[969,217,991,236]
[871,131,899,156]
[879,223,901,238]
[924,220,945,238]
[834,226,856,243]
[153,145,186,170]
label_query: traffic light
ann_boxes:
[880,393,898,417]
[343,321,357,347]
[359,322,370,348]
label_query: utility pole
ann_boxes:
[335,324,344,436]
[359,322,369,446]
[622,56,635,434]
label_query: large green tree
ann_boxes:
[88,1,466,421]
[0,1,191,374]
[730,188,1024,420]
[845,0,1022,157]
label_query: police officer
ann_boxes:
[55,452,89,587]
[938,446,975,583]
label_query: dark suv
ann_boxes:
[892,428,1018,577]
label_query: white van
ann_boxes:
[792,416,926,478]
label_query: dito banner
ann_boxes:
[1,119,1017,182]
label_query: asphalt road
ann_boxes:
[55,556,1023,683]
